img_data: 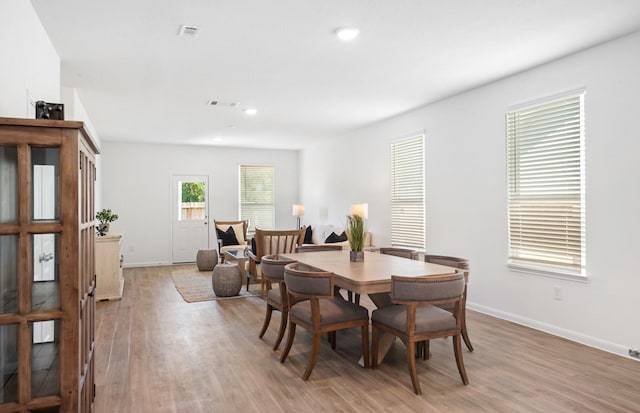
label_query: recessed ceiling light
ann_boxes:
[335,27,359,41]
[244,108,257,116]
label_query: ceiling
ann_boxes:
[31,0,640,150]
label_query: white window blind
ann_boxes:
[391,134,425,249]
[506,92,586,277]
[240,165,274,232]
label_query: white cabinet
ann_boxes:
[96,234,124,300]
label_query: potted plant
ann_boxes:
[346,214,366,262]
[96,208,119,236]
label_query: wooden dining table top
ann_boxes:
[279,249,458,295]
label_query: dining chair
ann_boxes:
[423,255,473,352]
[214,219,249,261]
[379,247,417,260]
[280,262,370,380]
[248,228,305,293]
[258,254,298,350]
[295,244,342,253]
[371,247,419,308]
[371,272,469,395]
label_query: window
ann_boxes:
[506,91,586,277]
[240,165,274,232]
[391,134,425,249]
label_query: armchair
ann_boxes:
[214,219,249,259]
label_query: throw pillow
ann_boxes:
[216,226,239,246]
[303,226,313,244]
[325,231,347,243]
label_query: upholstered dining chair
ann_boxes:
[369,247,419,307]
[371,272,469,395]
[379,247,418,260]
[280,262,370,380]
[295,244,342,253]
[214,219,249,260]
[423,255,473,352]
[258,255,298,350]
[248,228,305,293]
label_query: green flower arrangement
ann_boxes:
[346,214,366,252]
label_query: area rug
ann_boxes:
[172,270,261,303]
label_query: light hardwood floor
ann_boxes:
[95,265,640,412]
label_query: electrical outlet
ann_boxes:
[629,349,640,359]
[553,286,563,301]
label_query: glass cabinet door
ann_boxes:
[0,146,18,224]
[31,147,60,221]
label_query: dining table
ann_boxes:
[279,249,461,365]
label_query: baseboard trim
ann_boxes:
[122,261,173,268]
[467,302,638,361]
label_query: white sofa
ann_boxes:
[302,224,372,249]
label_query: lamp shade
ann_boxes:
[350,203,368,219]
[292,204,305,217]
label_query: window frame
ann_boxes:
[390,133,426,250]
[506,90,586,280]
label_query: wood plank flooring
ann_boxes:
[95,265,640,412]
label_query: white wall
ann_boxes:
[101,142,299,266]
[300,31,640,358]
[0,1,60,117]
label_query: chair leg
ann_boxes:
[461,286,474,351]
[372,325,379,369]
[461,308,474,351]
[258,304,273,338]
[330,331,337,350]
[453,334,469,385]
[280,322,297,363]
[273,309,288,351]
[346,291,361,304]
[361,324,370,368]
[423,340,430,360]
[406,341,421,395]
[303,333,322,380]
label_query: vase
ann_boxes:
[350,250,364,262]
[97,223,109,236]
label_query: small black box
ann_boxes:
[35,101,64,120]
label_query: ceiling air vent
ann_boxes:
[178,25,199,37]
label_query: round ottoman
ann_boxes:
[212,262,242,297]
[196,249,218,271]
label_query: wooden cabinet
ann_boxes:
[0,117,99,412]
[96,234,124,301]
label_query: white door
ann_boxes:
[171,175,210,263]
